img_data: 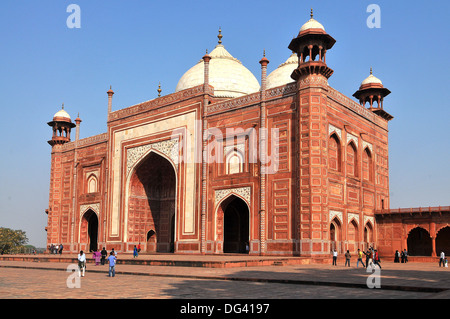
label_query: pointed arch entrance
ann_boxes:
[128,151,176,253]
[330,217,342,253]
[436,226,450,256]
[80,209,99,252]
[407,227,432,256]
[217,195,250,254]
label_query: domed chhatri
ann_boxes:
[47,104,76,146]
[266,53,298,89]
[353,68,393,121]
[175,29,260,98]
[288,9,336,81]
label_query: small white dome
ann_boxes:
[175,44,260,98]
[266,53,298,89]
[361,73,383,86]
[53,107,71,120]
[299,18,325,32]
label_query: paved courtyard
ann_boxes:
[0,257,449,300]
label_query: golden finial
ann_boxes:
[157,82,162,97]
[62,103,64,110]
[218,27,223,45]
[263,49,266,57]
[310,8,314,19]
[370,67,373,75]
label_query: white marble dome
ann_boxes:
[361,73,383,86]
[299,18,325,32]
[175,44,260,98]
[53,107,71,121]
[266,53,298,89]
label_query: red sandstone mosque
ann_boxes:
[45,11,449,258]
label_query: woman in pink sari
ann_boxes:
[93,250,101,265]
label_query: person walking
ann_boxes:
[107,251,117,277]
[439,251,446,267]
[357,249,366,268]
[345,250,351,267]
[133,245,138,258]
[101,247,107,265]
[332,249,338,266]
[93,249,101,265]
[373,249,382,269]
[363,249,370,268]
[77,251,86,277]
[58,244,63,255]
[367,249,374,268]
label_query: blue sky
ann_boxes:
[0,0,448,247]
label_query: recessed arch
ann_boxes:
[362,147,373,182]
[328,133,342,172]
[436,226,450,256]
[330,217,342,253]
[215,194,250,254]
[225,149,244,174]
[346,141,358,178]
[87,174,98,193]
[80,209,99,252]
[125,150,177,252]
[407,227,432,256]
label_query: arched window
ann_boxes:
[226,150,244,175]
[346,142,358,178]
[328,134,341,172]
[87,175,98,193]
[362,148,373,182]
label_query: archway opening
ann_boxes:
[348,220,358,253]
[81,210,98,252]
[436,226,450,256]
[129,152,176,253]
[330,217,342,253]
[222,196,249,254]
[364,223,374,250]
[407,227,432,256]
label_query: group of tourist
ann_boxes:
[77,247,118,278]
[48,244,63,254]
[332,247,381,269]
[394,249,409,263]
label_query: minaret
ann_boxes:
[259,49,269,255]
[289,10,335,257]
[353,68,393,121]
[107,86,114,114]
[201,49,211,254]
[47,104,76,146]
[75,113,82,141]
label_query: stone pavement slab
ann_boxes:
[0,258,449,299]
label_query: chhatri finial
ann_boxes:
[370,67,373,75]
[157,82,162,97]
[263,49,266,57]
[310,8,314,19]
[218,27,223,45]
[62,103,64,110]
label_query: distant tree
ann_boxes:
[0,227,29,254]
